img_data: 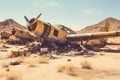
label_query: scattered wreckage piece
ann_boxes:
[26,41,41,53]
[5,28,39,45]
[7,48,30,58]
[12,28,36,41]
[79,45,95,55]
[6,36,26,45]
[0,28,36,45]
[1,31,12,39]
[10,61,21,65]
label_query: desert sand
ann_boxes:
[0,43,120,80]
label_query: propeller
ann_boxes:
[24,16,33,31]
[31,13,42,25]
[24,16,30,24]
[36,13,42,20]
[24,13,42,31]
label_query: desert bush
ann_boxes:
[65,64,80,76]
[57,63,92,80]
[7,50,30,58]
[57,66,66,72]
[99,51,105,56]
[57,64,80,76]
[81,60,92,69]
[38,55,50,64]
[23,57,38,67]
[17,56,25,63]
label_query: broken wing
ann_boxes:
[66,31,120,41]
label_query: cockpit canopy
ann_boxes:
[56,24,76,34]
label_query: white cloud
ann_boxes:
[82,9,103,16]
[47,2,60,7]
[31,0,61,9]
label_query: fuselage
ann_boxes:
[27,18,69,44]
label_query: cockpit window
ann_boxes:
[53,29,58,37]
[58,25,65,31]
[57,25,76,34]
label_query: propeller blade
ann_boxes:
[36,13,42,20]
[24,16,33,31]
[24,13,42,31]
[24,16,30,24]
[31,13,42,25]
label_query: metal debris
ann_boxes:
[8,49,30,58]
[26,41,41,53]
[1,31,12,39]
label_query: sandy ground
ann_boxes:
[0,49,120,80]
[0,38,120,80]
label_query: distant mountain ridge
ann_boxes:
[0,19,26,32]
[78,17,120,33]
[0,17,120,34]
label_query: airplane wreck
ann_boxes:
[1,13,120,57]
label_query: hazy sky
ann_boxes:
[0,0,119,30]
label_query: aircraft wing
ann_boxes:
[66,31,120,41]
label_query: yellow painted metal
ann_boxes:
[67,31,120,41]
[13,29,34,40]
[31,19,68,42]
[33,20,44,34]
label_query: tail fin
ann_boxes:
[100,22,110,45]
[104,21,110,32]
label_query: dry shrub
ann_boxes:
[17,56,25,63]
[7,50,30,58]
[57,66,66,72]
[57,64,80,76]
[99,51,105,56]
[57,64,92,80]
[38,55,50,64]
[6,71,22,80]
[7,51,20,58]
[7,52,14,58]
[65,64,80,76]
[23,57,38,67]
[81,60,92,69]
[8,56,25,66]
